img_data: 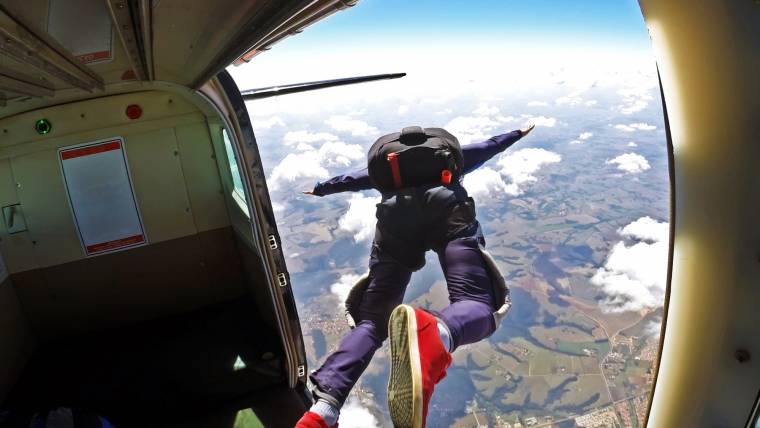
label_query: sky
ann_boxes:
[226,1,667,425]
[229,0,654,92]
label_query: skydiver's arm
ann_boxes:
[310,168,374,196]
[462,130,524,174]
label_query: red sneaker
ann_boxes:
[294,411,338,428]
[387,305,452,428]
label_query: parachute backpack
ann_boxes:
[367,126,464,191]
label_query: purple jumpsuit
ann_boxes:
[309,131,523,406]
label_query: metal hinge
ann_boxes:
[277,273,287,287]
[297,365,306,377]
[268,234,278,250]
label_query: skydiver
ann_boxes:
[295,123,535,428]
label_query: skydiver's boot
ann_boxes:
[387,305,452,428]
[294,411,338,428]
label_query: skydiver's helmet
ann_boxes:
[367,126,464,191]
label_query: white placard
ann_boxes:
[60,138,146,256]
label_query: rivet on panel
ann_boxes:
[173,150,179,156]
[735,349,751,363]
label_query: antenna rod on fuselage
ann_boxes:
[240,72,406,101]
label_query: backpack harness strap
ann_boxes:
[387,152,403,188]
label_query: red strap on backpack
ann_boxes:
[387,152,403,188]
[441,169,452,185]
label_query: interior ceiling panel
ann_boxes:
[0,0,358,118]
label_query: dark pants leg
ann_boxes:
[309,244,414,405]
[434,223,497,350]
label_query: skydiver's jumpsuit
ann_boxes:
[308,130,524,406]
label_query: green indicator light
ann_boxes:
[35,119,52,135]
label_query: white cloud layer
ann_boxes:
[607,153,651,174]
[445,115,502,146]
[251,116,285,129]
[283,130,338,146]
[591,216,669,313]
[339,396,380,428]
[614,122,657,132]
[497,148,562,195]
[463,167,510,199]
[269,141,364,190]
[325,115,379,137]
[523,115,557,127]
[397,105,409,115]
[644,318,663,338]
[527,100,549,107]
[338,194,380,243]
[579,132,593,140]
[473,103,500,116]
[330,271,368,302]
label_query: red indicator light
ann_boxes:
[126,104,142,120]
[441,169,452,185]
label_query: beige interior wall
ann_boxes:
[0,277,35,404]
[0,90,247,340]
[640,2,760,427]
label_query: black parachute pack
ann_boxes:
[367,126,464,191]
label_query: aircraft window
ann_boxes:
[222,128,248,209]
[230,1,669,426]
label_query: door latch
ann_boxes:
[2,204,27,234]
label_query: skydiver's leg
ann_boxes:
[434,223,497,351]
[309,243,413,407]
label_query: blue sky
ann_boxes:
[269,0,649,52]
[230,0,654,91]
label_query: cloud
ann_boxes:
[397,105,410,115]
[527,101,549,107]
[614,122,657,132]
[339,396,380,428]
[272,202,285,213]
[591,216,669,313]
[607,153,651,174]
[325,115,379,137]
[463,167,510,199]
[338,194,380,243]
[617,81,656,115]
[445,115,502,146]
[628,142,638,147]
[570,132,592,145]
[644,318,663,338]
[619,216,669,242]
[497,148,562,195]
[555,88,586,106]
[330,271,368,302]
[585,100,598,106]
[473,103,500,116]
[522,115,557,127]
[251,116,285,129]
[436,108,453,115]
[269,141,364,190]
[283,130,339,146]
